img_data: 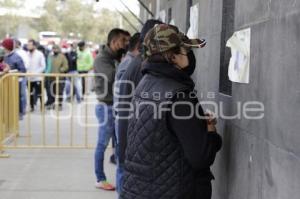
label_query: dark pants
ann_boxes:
[196,181,212,199]
[30,81,42,109]
[47,78,65,107]
[45,77,52,105]
[79,71,88,96]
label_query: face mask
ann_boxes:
[182,50,196,76]
[53,52,59,56]
[116,48,127,61]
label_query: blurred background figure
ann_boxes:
[27,39,46,112]
[77,41,93,98]
[64,43,82,103]
[45,44,68,111]
[0,47,10,73]
[15,39,29,70]
[1,38,27,119]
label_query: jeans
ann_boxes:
[94,104,114,182]
[65,71,82,102]
[115,118,124,194]
[19,78,27,117]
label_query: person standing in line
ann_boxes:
[77,41,93,98]
[93,28,128,191]
[45,44,68,110]
[1,38,27,119]
[27,39,46,112]
[64,43,82,103]
[115,19,163,197]
[120,24,220,199]
[113,32,141,195]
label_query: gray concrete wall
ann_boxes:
[140,0,300,199]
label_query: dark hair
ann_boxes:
[107,28,126,46]
[128,33,141,52]
[28,39,37,47]
[147,46,181,64]
[122,30,131,37]
[78,41,85,48]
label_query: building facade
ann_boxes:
[140,1,300,199]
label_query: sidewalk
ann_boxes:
[0,148,117,199]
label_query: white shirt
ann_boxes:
[15,48,29,69]
[27,50,46,82]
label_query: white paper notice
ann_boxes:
[169,19,175,25]
[159,10,166,23]
[226,28,251,83]
[187,3,199,38]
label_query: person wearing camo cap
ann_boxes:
[119,24,222,199]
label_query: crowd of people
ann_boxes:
[1,19,222,199]
[0,37,96,116]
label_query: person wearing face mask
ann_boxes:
[45,44,68,110]
[120,24,221,199]
[64,43,82,103]
[115,30,131,63]
[27,39,46,112]
[77,41,93,97]
[93,28,129,191]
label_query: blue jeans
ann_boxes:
[94,104,114,182]
[115,118,124,195]
[65,71,82,102]
[19,78,27,118]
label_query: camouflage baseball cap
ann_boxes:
[143,24,206,56]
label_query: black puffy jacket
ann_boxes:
[120,62,222,199]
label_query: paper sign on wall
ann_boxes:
[169,19,175,25]
[226,28,251,83]
[187,3,199,38]
[159,10,166,23]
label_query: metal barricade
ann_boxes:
[0,72,19,157]
[0,73,98,156]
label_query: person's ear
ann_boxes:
[171,54,177,64]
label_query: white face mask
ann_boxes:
[62,48,68,53]
[47,45,53,51]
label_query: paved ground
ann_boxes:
[0,148,117,199]
[1,93,118,199]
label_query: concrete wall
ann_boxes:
[140,0,300,199]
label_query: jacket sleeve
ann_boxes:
[86,52,94,71]
[166,94,222,170]
[16,56,26,73]
[39,53,46,73]
[60,54,69,73]
[93,56,115,99]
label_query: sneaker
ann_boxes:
[95,181,115,191]
[46,104,54,110]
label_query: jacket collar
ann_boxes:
[142,61,195,89]
[100,45,118,60]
